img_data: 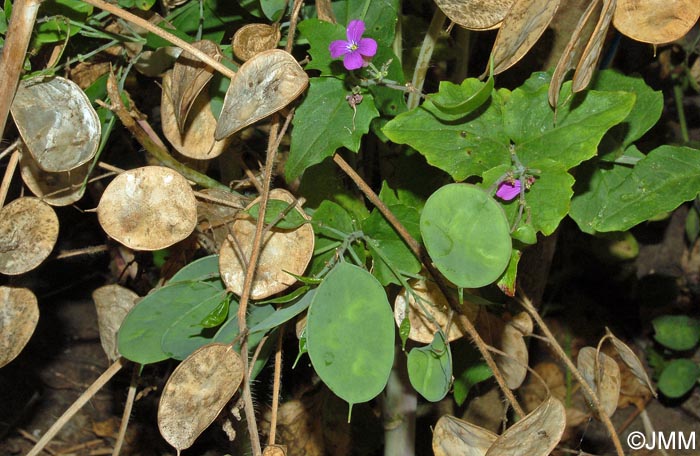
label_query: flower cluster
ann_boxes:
[329,20,377,71]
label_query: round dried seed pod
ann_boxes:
[11,76,100,172]
[233,23,281,61]
[19,145,89,206]
[0,286,39,367]
[394,279,477,344]
[0,197,59,275]
[219,188,314,300]
[97,166,197,251]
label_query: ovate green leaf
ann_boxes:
[287,77,379,180]
[307,263,394,405]
[653,315,700,351]
[658,359,700,398]
[407,331,452,402]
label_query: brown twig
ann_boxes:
[0,150,20,208]
[80,0,236,80]
[268,325,285,445]
[112,363,138,456]
[26,359,125,456]
[519,296,625,456]
[332,153,525,417]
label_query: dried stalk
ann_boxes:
[519,296,624,456]
[27,359,125,456]
[0,150,20,208]
[0,0,42,140]
[332,153,526,417]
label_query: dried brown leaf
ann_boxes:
[161,72,230,160]
[92,284,140,361]
[497,321,529,389]
[233,23,281,62]
[613,0,700,44]
[196,188,245,251]
[434,0,514,30]
[491,0,560,74]
[548,0,602,106]
[572,0,616,93]
[158,343,244,451]
[577,346,621,418]
[214,49,308,140]
[486,396,566,456]
[606,328,656,397]
[219,189,314,299]
[0,287,38,367]
[394,278,477,343]
[0,197,59,275]
[171,40,222,133]
[433,415,498,456]
[97,166,197,251]
[11,76,100,172]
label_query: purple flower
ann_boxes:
[496,180,521,201]
[329,20,378,71]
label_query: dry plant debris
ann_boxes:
[0,286,39,367]
[92,284,140,362]
[233,23,282,62]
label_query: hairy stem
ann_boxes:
[407,8,446,109]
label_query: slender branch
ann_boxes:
[80,0,236,80]
[519,296,625,456]
[407,8,446,109]
[332,153,525,417]
[268,326,285,445]
[27,358,125,456]
[0,150,20,208]
[112,363,139,456]
[0,0,42,141]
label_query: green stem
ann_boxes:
[359,0,371,21]
[673,80,689,143]
[407,8,446,109]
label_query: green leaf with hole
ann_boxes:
[653,315,700,351]
[658,359,700,398]
[421,184,512,288]
[246,199,307,229]
[571,145,700,233]
[287,77,379,180]
[407,331,452,402]
[118,281,225,364]
[306,263,394,405]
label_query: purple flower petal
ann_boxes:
[496,180,521,201]
[343,51,364,70]
[346,20,365,43]
[329,40,350,58]
[357,37,377,57]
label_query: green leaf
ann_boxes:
[250,290,315,334]
[213,303,275,354]
[246,199,307,229]
[118,281,225,364]
[168,254,221,283]
[383,91,510,182]
[199,295,231,328]
[407,331,452,402]
[658,359,700,398]
[33,0,93,45]
[306,263,394,405]
[368,47,407,117]
[653,315,700,351]
[119,0,156,10]
[160,290,233,360]
[287,77,380,180]
[426,77,494,119]
[333,0,399,48]
[590,70,664,160]
[257,286,310,304]
[298,19,346,76]
[363,204,421,286]
[421,184,512,288]
[504,75,636,170]
[452,340,492,406]
[571,145,700,233]
[312,200,355,240]
[496,249,522,297]
[261,0,286,21]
